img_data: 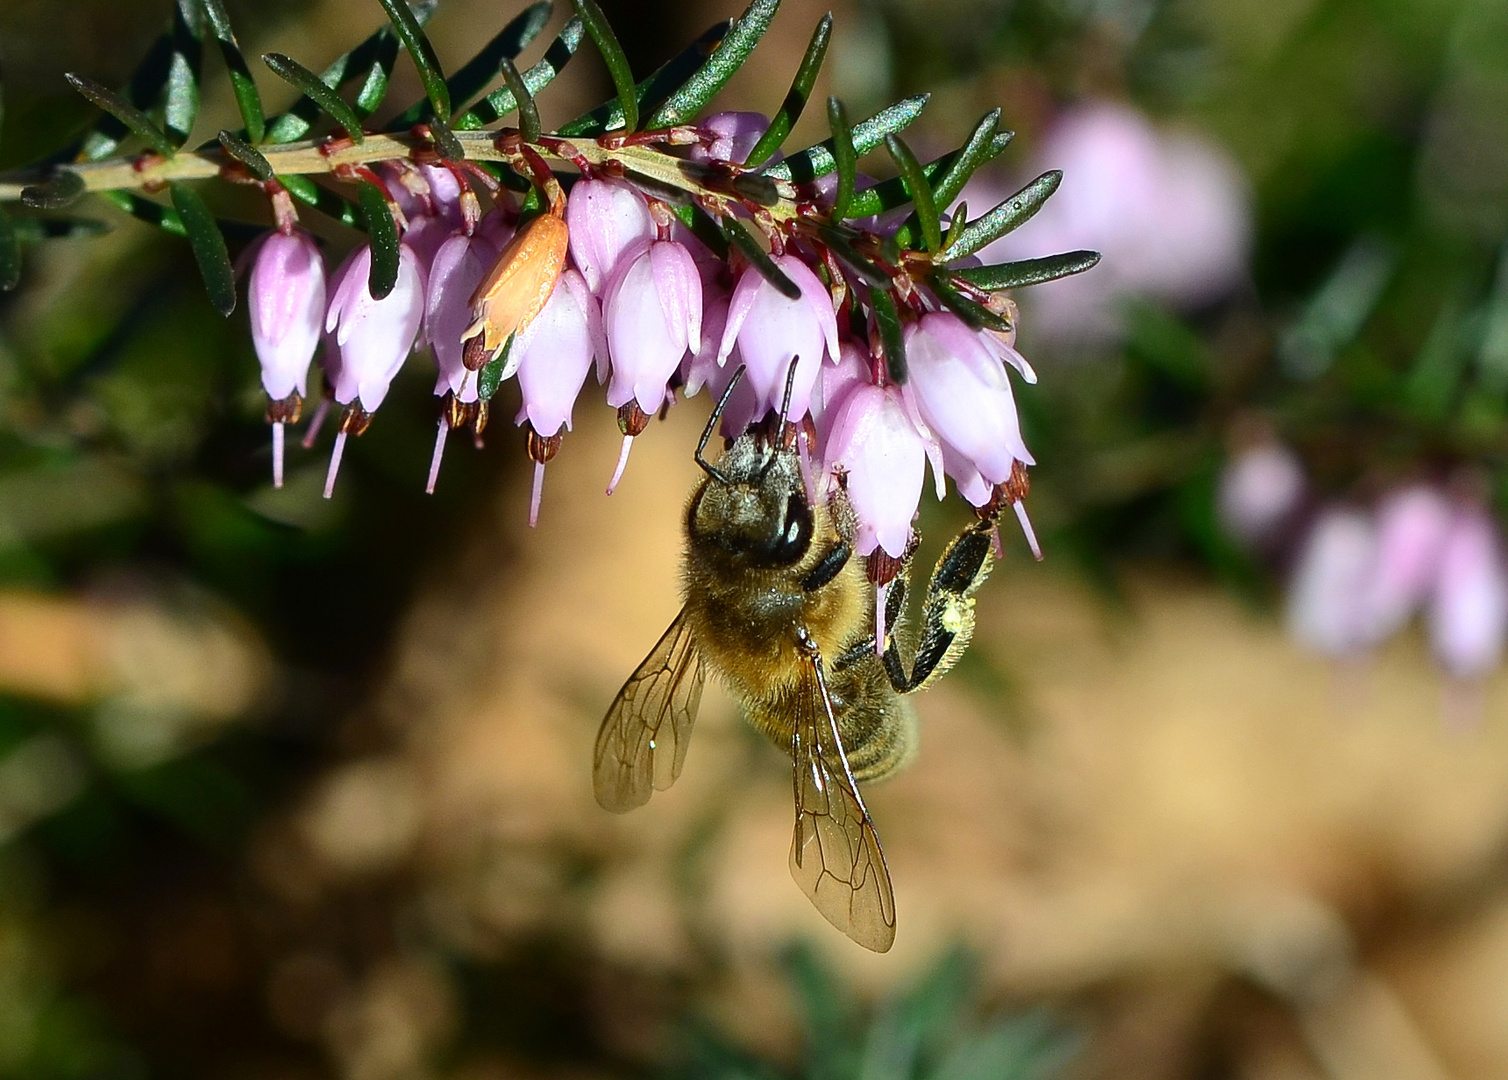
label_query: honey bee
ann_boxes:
[593,370,1002,952]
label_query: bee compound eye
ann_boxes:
[766,491,812,565]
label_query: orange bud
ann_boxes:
[463,212,570,365]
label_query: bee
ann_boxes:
[593,370,1002,952]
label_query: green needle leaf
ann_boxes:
[170,182,236,316]
[932,110,1005,209]
[357,180,400,300]
[427,115,467,161]
[457,17,584,130]
[499,57,540,143]
[647,0,780,129]
[930,274,1010,332]
[200,0,265,142]
[943,170,1061,260]
[77,0,203,161]
[571,0,638,132]
[20,171,87,210]
[98,190,186,235]
[953,250,1101,291]
[217,130,274,181]
[871,287,907,384]
[557,19,728,138]
[478,336,516,400]
[389,1,551,129]
[65,73,178,158]
[7,217,111,243]
[766,94,930,184]
[377,0,451,122]
[0,206,20,291]
[722,219,800,299]
[885,134,940,251]
[812,223,888,287]
[744,13,830,167]
[827,97,856,221]
[262,53,364,140]
[264,6,433,143]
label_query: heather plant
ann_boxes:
[0,0,1099,587]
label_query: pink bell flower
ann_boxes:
[716,254,840,424]
[421,231,503,493]
[601,239,702,492]
[566,178,655,294]
[690,111,773,165]
[248,228,326,489]
[512,269,605,525]
[1428,507,1508,680]
[824,383,926,560]
[322,242,427,497]
[1363,485,1454,642]
[1286,507,1377,659]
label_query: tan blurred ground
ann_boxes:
[228,399,1508,1080]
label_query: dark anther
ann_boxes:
[462,332,491,372]
[618,402,650,437]
[526,424,563,465]
[265,391,304,425]
[338,405,372,437]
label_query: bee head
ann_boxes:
[688,436,813,568]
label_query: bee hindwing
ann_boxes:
[788,630,898,952]
[593,607,705,812]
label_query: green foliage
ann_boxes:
[357,180,401,298]
[169,182,236,316]
[677,944,1079,1080]
[200,0,265,142]
[572,0,640,132]
[261,52,366,141]
[647,0,781,129]
[744,13,832,167]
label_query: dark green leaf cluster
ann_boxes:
[676,943,1079,1080]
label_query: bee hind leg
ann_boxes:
[882,518,997,694]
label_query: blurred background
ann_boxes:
[3,0,1508,1076]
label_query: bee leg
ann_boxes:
[801,540,851,592]
[885,518,997,694]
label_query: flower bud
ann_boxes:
[824,383,926,559]
[1428,507,1508,680]
[690,111,773,164]
[717,254,840,423]
[249,228,325,401]
[463,211,570,367]
[565,178,654,293]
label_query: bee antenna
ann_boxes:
[757,356,803,484]
[778,355,800,424]
[695,366,745,485]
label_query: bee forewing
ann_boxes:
[593,607,705,812]
[788,640,898,953]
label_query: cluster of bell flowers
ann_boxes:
[1219,440,1508,683]
[243,117,1039,569]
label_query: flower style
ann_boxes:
[602,238,702,493]
[248,227,326,488]
[717,254,840,424]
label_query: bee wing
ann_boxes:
[593,606,705,812]
[788,634,898,953]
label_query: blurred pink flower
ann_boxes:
[1429,507,1508,680]
[1363,485,1454,642]
[1218,442,1306,546]
[975,101,1251,344]
[1286,507,1377,658]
